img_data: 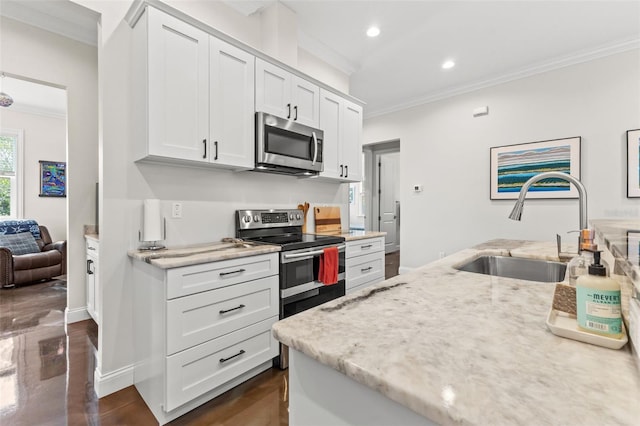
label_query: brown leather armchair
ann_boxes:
[0,226,66,288]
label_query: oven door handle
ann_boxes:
[283,245,345,260]
[311,132,318,165]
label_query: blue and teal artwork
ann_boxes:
[39,161,66,197]
[497,145,571,193]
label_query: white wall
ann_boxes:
[363,49,640,270]
[0,109,67,241]
[73,0,350,396]
[0,16,99,319]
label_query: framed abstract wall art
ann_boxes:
[627,129,640,198]
[39,161,66,197]
[490,137,581,200]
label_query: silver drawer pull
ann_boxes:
[219,268,246,277]
[360,244,373,249]
[361,266,373,273]
[219,304,245,315]
[220,349,245,364]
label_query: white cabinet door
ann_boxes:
[341,100,363,182]
[210,37,255,169]
[147,7,209,162]
[292,76,320,128]
[255,59,291,119]
[255,59,319,127]
[319,89,342,179]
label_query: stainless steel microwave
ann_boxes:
[255,112,324,176]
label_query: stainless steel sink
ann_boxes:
[455,255,567,283]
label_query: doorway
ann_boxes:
[356,139,400,277]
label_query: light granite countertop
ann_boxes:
[128,241,280,268]
[316,230,386,241]
[85,233,99,242]
[272,238,640,425]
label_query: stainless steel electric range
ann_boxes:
[236,209,345,368]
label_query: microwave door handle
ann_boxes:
[311,132,318,165]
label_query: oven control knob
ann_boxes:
[289,214,294,220]
[243,215,251,223]
[253,215,260,222]
[296,214,301,220]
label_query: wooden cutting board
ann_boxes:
[314,206,342,234]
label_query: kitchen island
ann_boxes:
[272,234,640,425]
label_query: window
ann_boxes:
[0,129,23,219]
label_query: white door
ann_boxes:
[291,76,320,127]
[319,89,342,179]
[210,37,255,169]
[342,101,363,182]
[378,152,400,253]
[147,7,209,162]
[255,59,291,119]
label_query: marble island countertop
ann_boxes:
[128,241,280,268]
[272,238,640,425]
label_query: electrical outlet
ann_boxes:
[172,202,183,218]
[439,251,446,259]
[413,184,423,193]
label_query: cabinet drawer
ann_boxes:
[346,251,385,290]
[166,253,278,299]
[86,238,99,255]
[346,237,384,259]
[165,316,279,411]
[166,275,278,355]
[346,275,384,295]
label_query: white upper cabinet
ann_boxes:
[209,37,255,169]
[255,58,320,128]
[134,7,255,169]
[319,89,363,182]
[144,7,210,163]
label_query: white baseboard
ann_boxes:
[398,266,414,275]
[66,306,90,324]
[94,364,135,398]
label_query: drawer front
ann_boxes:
[86,239,99,255]
[166,275,278,355]
[166,253,278,299]
[165,316,279,411]
[346,275,384,295]
[346,237,384,259]
[346,251,385,290]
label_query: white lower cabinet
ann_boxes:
[85,237,99,324]
[345,237,385,294]
[133,252,279,424]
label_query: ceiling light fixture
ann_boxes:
[442,60,455,70]
[366,26,380,37]
[0,73,13,108]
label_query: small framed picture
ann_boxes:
[627,129,640,198]
[39,161,66,197]
[490,137,581,200]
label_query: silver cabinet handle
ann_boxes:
[283,245,345,259]
[219,268,246,277]
[220,349,245,364]
[361,244,373,249]
[311,132,318,165]
[219,304,245,314]
[361,266,373,273]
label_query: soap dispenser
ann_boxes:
[576,250,623,339]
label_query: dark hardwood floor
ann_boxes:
[0,278,288,426]
[0,255,399,425]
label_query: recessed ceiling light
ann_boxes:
[366,26,380,37]
[442,60,455,70]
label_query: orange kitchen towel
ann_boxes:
[319,247,338,285]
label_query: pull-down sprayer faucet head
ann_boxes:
[507,171,588,230]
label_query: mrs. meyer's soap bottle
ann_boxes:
[576,251,623,339]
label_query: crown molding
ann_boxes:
[297,30,358,76]
[364,38,640,120]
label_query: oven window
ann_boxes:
[282,281,345,318]
[281,260,314,289]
